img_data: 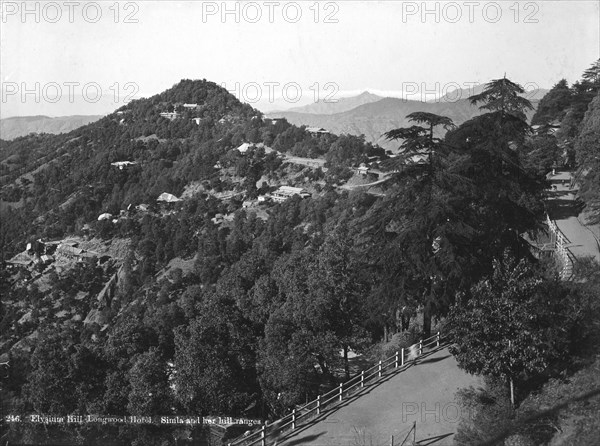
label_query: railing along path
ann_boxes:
[546,214,576,280]
[228,332,443,446]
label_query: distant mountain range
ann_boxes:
[267,89,548,150]
[433,85,549,103]
[280,91,384,115]
[0,115,103,140]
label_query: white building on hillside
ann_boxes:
[236,142,252,154]
[271,186,310,202]
[111,161,137,170]
[306,127,329,135]
[160,112,180,120]
[157,192,182,203]
[357,163,369,176]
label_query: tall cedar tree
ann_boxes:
[574,94,600,224]
[360,112,476,337]
[558,59,600,139]
[445,77,546,268]
[531,79,572,126]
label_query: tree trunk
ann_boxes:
[509,376,515,408]
[422,302,432,337]
[383,324,389,343]
[343,345,350,380]
[317,355,329,376]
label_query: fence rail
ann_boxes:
[546,214,575,280]
[228,332,443,446]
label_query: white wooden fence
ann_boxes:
[228,332,443,446]
[546,214,575,280]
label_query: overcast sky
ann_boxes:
[1,1,598,117]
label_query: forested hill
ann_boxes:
[0,78,379,259]
[1,67,599,446]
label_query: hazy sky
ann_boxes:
[1,1,598,117]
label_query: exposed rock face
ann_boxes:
[95,264,124,307]
[9,330,39,355]
[83,308,108,326]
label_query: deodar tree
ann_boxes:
[360,112,476,337]
[574,94,600,224]
[445,77,546,269]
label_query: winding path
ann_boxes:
[547,171,600,262]
[280,347,480,446]
[269,170,598,446]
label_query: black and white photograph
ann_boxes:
[1,1,599,445]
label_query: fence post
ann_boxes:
[419,339,422,355]
[338,383,343,401]
[317,395,320,415]
[360,370,364,388]
[401,348,404,366]
[436,331,440,347]
[395,350,399,368]
[390,434,394,446]
[292,408,296,430]
[378,360,382,378]
[261,423,266,446]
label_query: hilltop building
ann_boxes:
[306,127,329,135]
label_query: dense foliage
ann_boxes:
[1,67,598,445]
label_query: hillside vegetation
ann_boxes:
[1,61,599,446]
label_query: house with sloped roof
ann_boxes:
[356,163,369,176]
[270,186,310,202]
[236,142,253,154]
[157,192,182,203]
[6,252,34,268]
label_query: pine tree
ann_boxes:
[468,76,533,121]
[361,113,474,337]
[531,79,572,126]
[574,94,600,224]
[446,77,546,267]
